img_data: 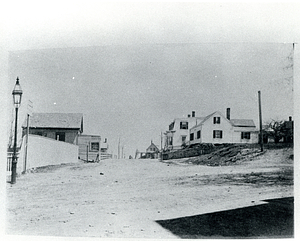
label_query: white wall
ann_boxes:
[201,114,234,144]
[172,118,199,148]
[190,125,202,145]
[77,135,101,161]
[232,131,259,144]
[18,134,79,173]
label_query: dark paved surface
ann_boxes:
[156,197,294,239]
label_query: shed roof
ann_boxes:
[230,119,256,127]
[24,113,83,131]
[233,126,258,132]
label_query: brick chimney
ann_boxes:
[192,111,195,117]
[226,108,230,120]
[289,116,292,121]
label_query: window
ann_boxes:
[168,136,173,145]
[213,130,223,138]
[197,130,201,139]
[56,132,65,141]
[90,142,100,151]
[181,135,187,143]
[190,133,194,141]
[213,117,221,124]
[180,121,188,129]
[241,132,251,139]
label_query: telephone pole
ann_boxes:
[258,91,263,152]
[23,100,33,174]
[118,137,120,159]
[160,131,163,160]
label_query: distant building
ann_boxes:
[145,141,160,159]
[139,141,160,159]
[100,138,113,160]
[262,116,294,143]
[22,113,83,144]
[282,116,293,143]
[77,134,101,162]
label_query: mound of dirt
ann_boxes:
[165,145,293,166]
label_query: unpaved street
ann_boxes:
[6,148,293,239]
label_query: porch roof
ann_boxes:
[231,119,256,127]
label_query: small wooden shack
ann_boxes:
[78,135,101,162]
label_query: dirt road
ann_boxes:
[6,148,293,238]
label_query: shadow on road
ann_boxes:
[156,197,293,239]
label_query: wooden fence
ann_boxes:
[7,152,13,172]
[7,151,19,172]
[100,152,113,160]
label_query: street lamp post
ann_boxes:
[11,77,23,184]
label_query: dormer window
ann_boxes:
[180,121,188,129]
[213,117,221,124]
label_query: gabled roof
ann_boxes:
[230,119,256,127]
[146,142,159,152]
[198,111,218,125]
[193,111,232,128]
[191,111,256,130]
[24,113,83,131]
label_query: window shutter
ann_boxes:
[220,131,223,138]
[213,130,215,138]
[213,117,216,124]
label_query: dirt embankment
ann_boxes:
[163,145,293,167]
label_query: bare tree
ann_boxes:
[266,120,285,143]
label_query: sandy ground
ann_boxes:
[5,148,293,239]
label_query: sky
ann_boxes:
[1,1,298,157]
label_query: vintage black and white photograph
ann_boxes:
[1,1,298,240]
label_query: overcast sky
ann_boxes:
[1,2,298,157]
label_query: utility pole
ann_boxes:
[160,131,163,161]
[118,137,120,159]
[23,113,29,173]
[23,100,33,174]
[160,131,163,150]
[258,91,263,152]
[86,145,89,162]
